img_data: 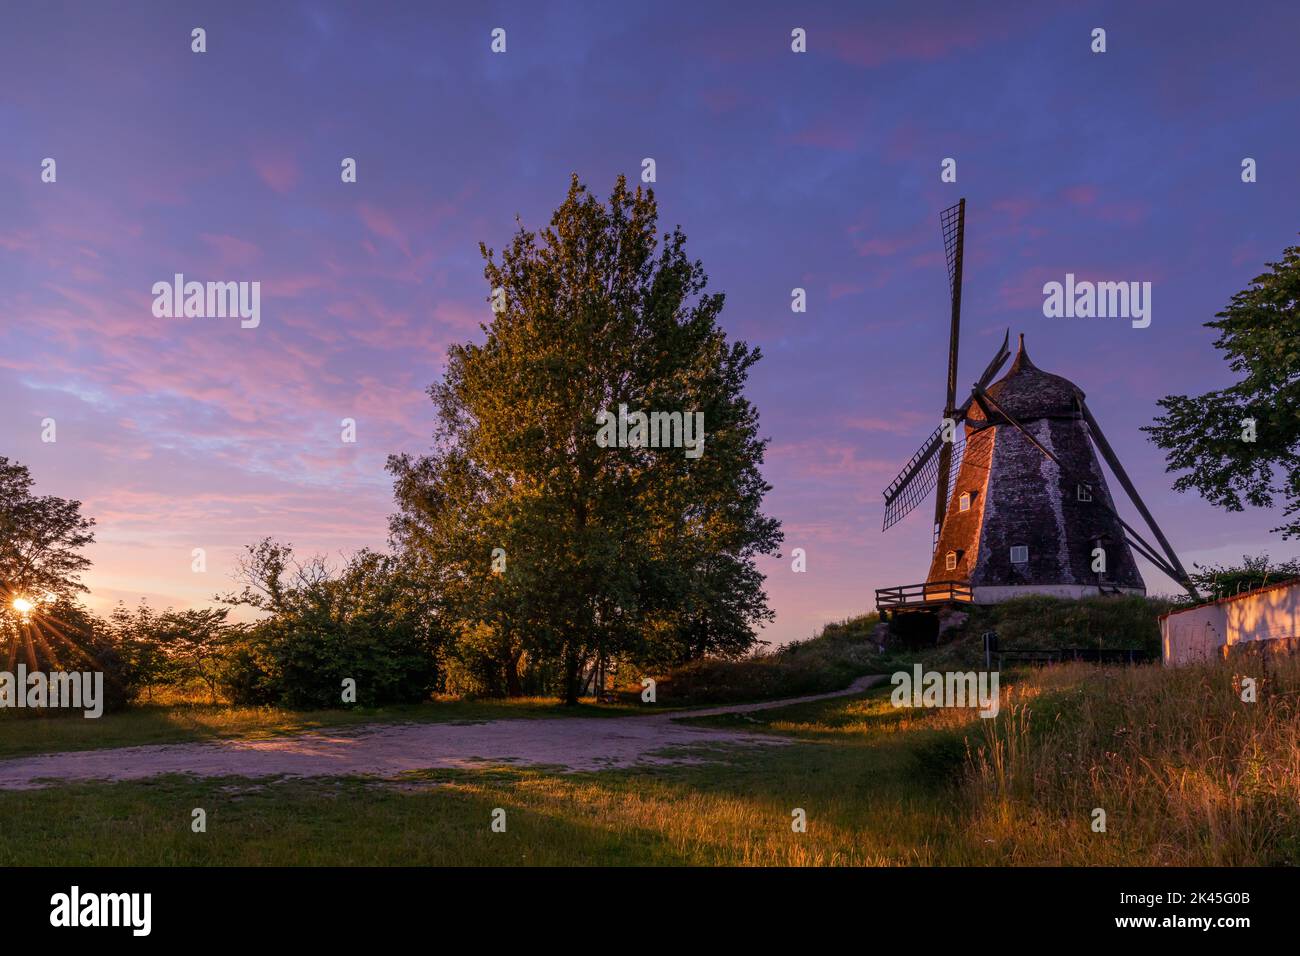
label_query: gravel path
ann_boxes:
[0,675,883,790]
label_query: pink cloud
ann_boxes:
[252,153,300,194]
[990,196,1038,224]
[997,269,1052,310]
[699,86,748,115]
[201,233,261,268]
[788,116,861,151]
[357,202,413,258]
[841,412,932,435]
[884,122,924,163]
[0,229,39,253]
[821,6,1035,69]
[854,235,916,258]
[1063,184,1099,206]
[1096,201,1152,226]
[263,273,335,298]
[768,438,899,483]
[828,281,866,301]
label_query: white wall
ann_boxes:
[1161,602,1226,666]
[1224,582,1300,647]
[1162,580,1300,665]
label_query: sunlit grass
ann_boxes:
[2,657,1297,865]
[963,657,1300,865]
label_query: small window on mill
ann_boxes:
[945,551,958,571]
[1010,545,1029,564]
[958,492,971,512]
[1077,484,1092,502]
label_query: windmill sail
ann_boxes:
[941,200,966,302]
[932,199,966,540]
[883,426,945,531]
[881,328,1009,533]
[881,428,994,532]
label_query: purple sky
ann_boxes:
[2,1,1298,645]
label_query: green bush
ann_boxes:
[217,640,280,706]
[217,546,444,709]
[220,614,439,709]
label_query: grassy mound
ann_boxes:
[619,595,1173,707]
[633,613,882,706]
[967,594,1172,652]
[882,594,1173,670]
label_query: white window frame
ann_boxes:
[1077,484,1092,502]
[945,551,958,571]
[1010,545,1029,564]
[958,492,971,512]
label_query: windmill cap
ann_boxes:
[968,333,1085,422]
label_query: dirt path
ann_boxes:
[0,675,884,790]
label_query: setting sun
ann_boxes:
[11,597,34,615]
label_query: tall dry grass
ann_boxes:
[963,656,1300,864]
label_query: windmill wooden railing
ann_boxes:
[875,580,973,612]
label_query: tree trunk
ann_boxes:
[505,650,524,697]
[563,646,581,706]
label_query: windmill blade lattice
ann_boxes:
[940,201,964,303]
[881,428,993,531]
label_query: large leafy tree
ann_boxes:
[389,176,782,703]
[1144,241,1300,537]
[0,456,96,649]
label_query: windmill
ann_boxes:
[874,200,1199,618]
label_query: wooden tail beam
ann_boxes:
[1124,534,1182,583]
[1080,402,1200,601]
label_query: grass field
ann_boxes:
[3,653,1296,866]
[0,685,958,866]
